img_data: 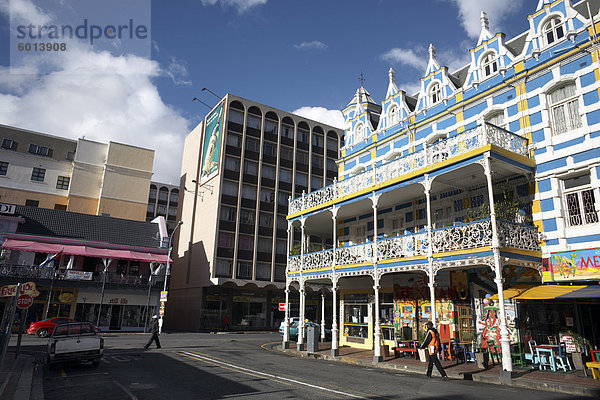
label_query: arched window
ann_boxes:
[543,17,564,45]
[355,123,365,142]
[429,83,441,105]
[485,111,506,129]
[548,83,581,135]
[388,105,399,126]
[481,52,498,78]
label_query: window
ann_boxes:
[149,185,157,200]
[147,203,155,214]
[263,141,277,157]
[158,187,168,202]
[279,168,292,183]
[327,159,337,172]
[238,234,254,251]
[388,105,399,126]
[169,190,179,204]
[327,137,338,151]
[240,209,255,225]
[485,111,506,129]
[312,154,323,169]
[228,109,244,125]
[280,146,293,161]
[168,206,177,217]
[226,133,242,147]
[215,259,233,277]
[54,204,67,210]
[355,124,365,142]
[429,83,442,105]
[0,161,8,175]
[260,188,274,203]
[157,205,167,215]
[31,167,45,182]
[278,192,289,206]
[56,176,70,190]
[218,232,235,248]
[312,134,323,147]
[295,172,308,187]
[1,139,17,150]
[25,199,39,207]
[220,206,236,222]
[246,114,261,130]
[225,156,240,171]
[311,176,322,190]
[549,83,581,135]
[66,151,74,161]
[276,239,287,254]
[563,173,598,226]
[258,236,272,253]
[28,144,53,157]
[241,184,256,200]
[245,137,260,153]
[236,261,252,279]
[259,212,273,228]
[222,180,239,196]
[281,123,294,139]
[543,17,564,45]
[256,263,271,280]
[277,214,287,230]
[244,160,258,175]
[296,150,309,165]
[481,52,498,78]
[262,165,276,180]
[297,128,309,143]
[265,119,278,135]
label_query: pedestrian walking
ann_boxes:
[420,321,448,380]
[144,315,161,349]
[223,314,230,331]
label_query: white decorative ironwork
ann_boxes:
[497,220,540,251]
[377,233,428,259]
[303,249,334,270]
[335,242,373,266]
[288,255,302,272]
[432,219,493,253]
[289,123,529,214]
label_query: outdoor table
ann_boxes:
[534,345,558,372]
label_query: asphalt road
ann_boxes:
[11,332,591,399]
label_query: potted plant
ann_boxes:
[560,329,590,370]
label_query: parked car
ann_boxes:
[27,317,99,338]
[278,318,331,340]
[47,321,103,367]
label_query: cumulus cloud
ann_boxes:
[381,47,427,71]
[445,0,525,39]
[0,1,190,184]
[294,40,328,51]
[200,0,267,13]
[164,56,192,86]
[292,106,345,130]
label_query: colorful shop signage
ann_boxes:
[200,99,226,185]
[549,249,600,281]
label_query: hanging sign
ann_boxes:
[278,303,286,312]
[0,281,38,297]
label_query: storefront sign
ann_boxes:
[233,296,250,302]
[560,334,576,353]
[65,270,93,280]
[59,293,75,303]
[278,303,286,311]
[0,281,38,297]
[0,203,16,214]
[549,249,600,281]
[160,291,168,302]
[108,297,128,304]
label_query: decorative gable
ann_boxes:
[415,44,459,113]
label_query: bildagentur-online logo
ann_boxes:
[16,18,148,45]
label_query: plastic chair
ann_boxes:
[554,342,572,372]
[511,342,525,367]
[487,341,502,365]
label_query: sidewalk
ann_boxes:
[277,341,600,397]
[0,351,44,400]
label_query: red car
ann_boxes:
[27,317,99,337]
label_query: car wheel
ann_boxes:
[37,329,48,338]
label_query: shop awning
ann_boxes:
[1,238,170,263]
[489,285,536,300]
[490,284,587,300]
[555,285,600,298]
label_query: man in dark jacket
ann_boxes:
[420,321,448,380]
[144,315,161,349]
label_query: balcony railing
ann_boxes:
[289,123,529,215]
[0,264,160,287]
[287,219,539,272]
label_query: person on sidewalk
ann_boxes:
[420,321,448,380]
[144,315,161,349]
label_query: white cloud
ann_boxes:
[294,40,328,51]
[200,0,267,13]
[292,106,345,130]
[398,81,422,97]
[164,56,192,86]
[445,0,525,39]
[381,48,427,71]
[0,0,51,26]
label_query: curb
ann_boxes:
[275,345,599,398]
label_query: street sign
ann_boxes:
[16,294,33,309]
[159,302,165,316]
[278,303,286,311]
[160,291,168,302]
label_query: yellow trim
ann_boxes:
[457,125,465,134]
[471,33,504,53]
[336,262,373,270]
[528,1,560,19]
[371,149,377,160]
[433,246,490,257]
[341,149,346,158]
[455,92,463,103]
[338,40,596,165]
[288,144,535,219]
[532,200,541,214]
[500,248,542,257]
[344,323,368,327]
[378,255,428,265]
[455,111,464,123]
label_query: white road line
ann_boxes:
[113,380,138,400]
[180,351,368,399]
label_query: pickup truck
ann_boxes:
[47,322,104,367]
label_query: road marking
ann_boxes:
[179,351,368,399]
[113,380,138,400]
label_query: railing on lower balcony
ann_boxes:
[289,123,529,215]
[287,219,539,272]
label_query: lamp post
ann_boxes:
[159,220,183,334]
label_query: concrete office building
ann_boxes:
[146,182,180,234]
[168,94,343,331]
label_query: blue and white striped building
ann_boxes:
[283,0,600,371]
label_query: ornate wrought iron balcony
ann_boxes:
[287,219,539,273]
[289,123,529,215]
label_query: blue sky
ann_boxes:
[0,0,539,183]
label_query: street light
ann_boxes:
[159,220,183,333]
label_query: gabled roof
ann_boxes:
[573,0,600,18]
[11,206,164,249]
[346,86,378,108]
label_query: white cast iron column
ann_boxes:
[331,206,340,357]
[283,284,290,349]
[320,291,326,342]
[484,154,513,373]
[424,176,436,326]
[371,193,382,362]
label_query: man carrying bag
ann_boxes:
[420,321,448,380]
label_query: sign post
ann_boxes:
[14,295,33,359]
